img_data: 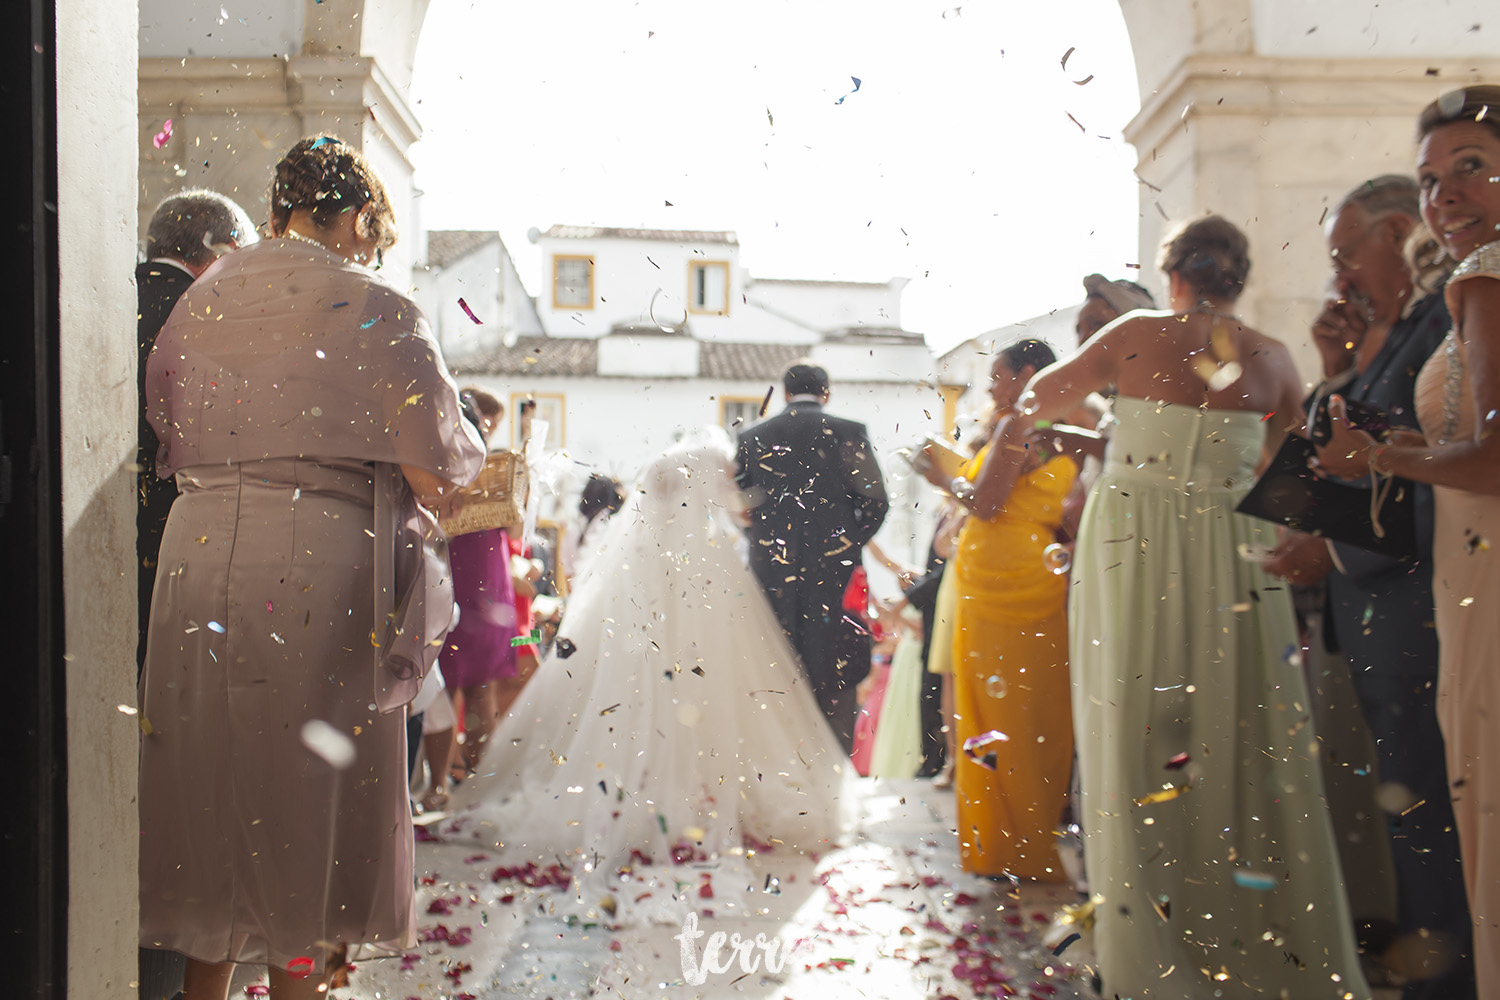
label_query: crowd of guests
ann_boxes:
[131,83,1500,1000]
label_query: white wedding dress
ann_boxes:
[443,429,849,923]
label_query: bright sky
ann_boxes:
[410,0,1143,354]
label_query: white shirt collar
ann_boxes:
[147,257,196,279]
[787,394,823,404]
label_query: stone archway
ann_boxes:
[1117,0,1500,370]
[138,0,432,281]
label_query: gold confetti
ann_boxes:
[1134,785,1190,806]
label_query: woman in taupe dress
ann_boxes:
[137,136,485,999]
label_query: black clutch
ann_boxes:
[1235,433,1417,560]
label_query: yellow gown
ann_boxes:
[951,447,1076,879]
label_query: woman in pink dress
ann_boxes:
[138,136,484,999]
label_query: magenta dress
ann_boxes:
[442,528,519,687]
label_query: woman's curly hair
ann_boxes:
[269,135,397,255]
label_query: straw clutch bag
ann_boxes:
[439,450,528,538]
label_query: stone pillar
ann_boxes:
[139,0,425,286]
[59,0,140,994]
[1119,0,1500,379]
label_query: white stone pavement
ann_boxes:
[259,778,1101,1000]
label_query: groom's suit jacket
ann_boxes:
[735,400,888,745]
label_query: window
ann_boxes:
[511,392,566,451]
[688,261,730,316]
[719,396,764,433]
[552,256,594,309]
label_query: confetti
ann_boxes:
[1134,785,1190,806]
[1164,751,1191,770]
[834,76,862,105]
[457,297,483,324]
[207,620,226,634]
[961,730,1009,770]
[1232,870,1278,891]
[300,719,356,769]
[1042,543,1071,575]
[556,637,577,658]
[759,385,774,417]
[152,119,173,149]
[309,136,335,149]
[360,315,381,329]
[286,957,316,979]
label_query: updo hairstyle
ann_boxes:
[1156,214,1251,303]
[269,135,397,254]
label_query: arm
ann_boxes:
[402,464,466,518]
[964,340,1116,520]
[1317,275,1500,492]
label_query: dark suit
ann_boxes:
[1323,290,1474,999]
[136,260,195,672]
[736,399,888,751]
[901,542,948,776]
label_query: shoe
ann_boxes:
[420,784,451,814]
[932,762,954,790]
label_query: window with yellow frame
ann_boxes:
[687,260,730,316]
[552,255,594,310]
[718,395,764,433]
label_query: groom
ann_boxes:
[736,361,889,753]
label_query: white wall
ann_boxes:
[748,278,907,332]
[461,371,951,581]
[535,234,743,338]
[1253,0,1496,58]
[62,0,140,993]
[139,0,303,57]
[416,242,502,358]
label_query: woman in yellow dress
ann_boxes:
[922,339,1077,878]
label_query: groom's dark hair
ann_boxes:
[783,361,830,397]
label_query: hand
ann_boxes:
[1312,395,1378,479]
[1260,530,1335,586]
[1311,297,1367,378]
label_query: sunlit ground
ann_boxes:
[225,778,1104,999]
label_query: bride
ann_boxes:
[442,427,849,922]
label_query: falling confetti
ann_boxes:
[556,637,578,658]
[360,315,381,329]
[207,620,226,634]
[1134,785,1190,806]
[152,119,173,149]
[1042,543,1071,575]
[286,957,316,979]
[457,297,483,324]
[1232,870,1278,891]
[300,719,356,770]
[834,76,862,105]
[1164,751,1191,770]
[759,385,774,417]
[961,730,1009,770]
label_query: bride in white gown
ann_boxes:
[442,428,849,923]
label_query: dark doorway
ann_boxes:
[0,0,67,995]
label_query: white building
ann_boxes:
[424,225,949,572]
[937,303,1086,429]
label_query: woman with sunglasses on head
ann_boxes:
[1318,85,1500,996]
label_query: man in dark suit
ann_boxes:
[1264,176,1473,999]
[736,362,889,752]
[136,190,255,671]
[136,190,254,1000]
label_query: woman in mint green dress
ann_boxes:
[981,216,1369,999]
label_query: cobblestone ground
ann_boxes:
[296,777,1105,1000]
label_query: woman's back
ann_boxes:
[1107,310,1301,417]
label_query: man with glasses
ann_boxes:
[1263,175,1472,999]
